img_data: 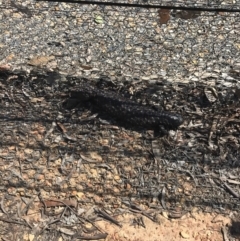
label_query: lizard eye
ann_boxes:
[171,115,184,126]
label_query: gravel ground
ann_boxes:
[0,0,240,85]
[0,1,240,240]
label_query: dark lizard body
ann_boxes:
[70,83,183,131]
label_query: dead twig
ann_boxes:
[223,182,239,198]
[95,208,122,227]
[221,226,229,241]
[73,233,108,240]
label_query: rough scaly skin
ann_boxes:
[70,83,183,131]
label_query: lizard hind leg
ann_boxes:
[154,125,169,137]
